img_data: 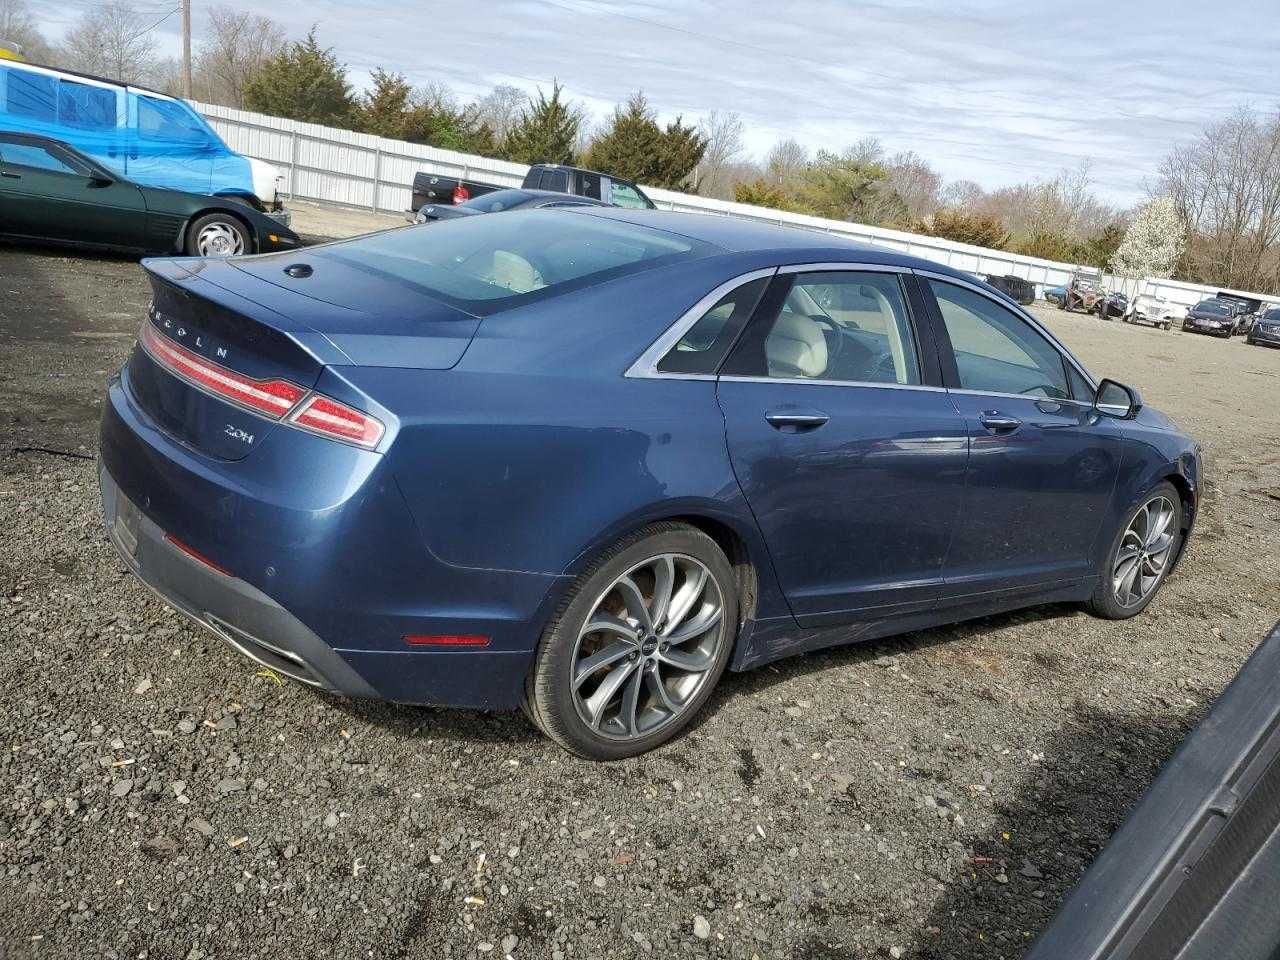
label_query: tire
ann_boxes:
[524,522,738,760]
[186,212,251,257]
[1087,481,1182,620]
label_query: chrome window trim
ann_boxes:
[718,375,947,394]
[913,269,1099,394]
[775,261,905,275]
[625,267,779,379]
[947,387,1095,407]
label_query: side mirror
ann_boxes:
[1095,378,1143,419]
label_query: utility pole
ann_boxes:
[181,0,192,99]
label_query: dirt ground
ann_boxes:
[1,236,1279,960]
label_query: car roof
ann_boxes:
[563,206,980,278]
[4,57,170,98]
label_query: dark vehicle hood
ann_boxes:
[155,253,480,369]
[419,204,481,222]
[1187,307,1229,319]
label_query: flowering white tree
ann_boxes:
[1110,197,1186,295]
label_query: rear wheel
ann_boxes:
[1087,482,1182,619]
[524,523,738,759]
[186,212,250,257]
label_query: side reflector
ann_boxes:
[403,634,490,648]
[287,395,384,449]
[140,322,305,419]
[164,533,233,577]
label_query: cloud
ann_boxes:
[30,0,1280,204]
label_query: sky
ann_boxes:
[32,0,1280,205]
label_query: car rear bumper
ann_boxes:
[98,367,548,710]
[101,462,379,696]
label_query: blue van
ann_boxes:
[0,60,285,216]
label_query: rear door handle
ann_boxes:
[1,171,20,180]
[980,412,1022,433]
[765,409,830,431]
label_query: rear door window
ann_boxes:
[540,168,569,192]
[609,182,651,209]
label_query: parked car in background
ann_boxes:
[1060,268,1106,312]
[98,207,1201,760]
[1183,298,1241,337]
[1124,293,1179,330]
[1044,284,1067,306]
[1215,292,1263,334]
[1246,307,1280,348]
[983,273,1036,305]
[0,132,300,256]
[413,188,607,223]
[1096,290,1128,319]
[0,59,288,220]
[411,163,657,212]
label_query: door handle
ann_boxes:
[980,412,1022,433]
[0,171,20,180]
[765,410,830,431]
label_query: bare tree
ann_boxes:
[1,0,52,61]
[61,1,158,83]
[886,150,941,221]
[193,6,286,107]
[1160,106,1280,292]
[765,137,808,185]
[695,110,744,198]
[473,84,528,144]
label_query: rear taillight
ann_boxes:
[287,395,384,449]
[140,322,305,418]
[452,184,470,204]
[139,323,385,450]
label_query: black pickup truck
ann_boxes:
[410,163,657,212]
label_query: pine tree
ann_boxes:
[502,82,580,165]
[584,92,707,189]
[358,68,412,139]
[242,29,355,126]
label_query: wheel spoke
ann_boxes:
[582,612,637,641]
[658,644,715,673]
[620,666,644,735]
[573,640,636,689]
[1145,503,1173,548]
[1117,561,1140,604]
[645,665,680,715]
[664,604,722,645]
[662,565,708,636]
[614,576,653,632]
[582,660,638,729]
[649,555,675,631]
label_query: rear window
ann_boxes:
[315,210,711,313]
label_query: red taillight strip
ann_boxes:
[287,395,384,449]
[403,634,491,647]
[164,533,233,577]
[139,323,305,419]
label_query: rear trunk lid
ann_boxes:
[127,256,479,462]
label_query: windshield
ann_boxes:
[1194,301,1229,315]
[461,189,535,212]
[1264,309,1280,322]
[315,209,710,313]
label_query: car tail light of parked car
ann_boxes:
[139,321,384,449]
[452,184,471,204]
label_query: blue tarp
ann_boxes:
[0,62,254,197]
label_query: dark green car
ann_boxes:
[0,131,301,257]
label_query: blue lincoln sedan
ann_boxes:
[99,209,1201,759]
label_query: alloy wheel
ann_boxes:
[570,553,726,741]
[196,222,245,257]
[1112,495,1177,608]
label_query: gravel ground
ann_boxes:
[2,241,1279,960]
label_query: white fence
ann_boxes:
[197,101,1277,311]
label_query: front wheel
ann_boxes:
[524,523,738,759]
[186,212,250,257]
[1087,483,1182,619]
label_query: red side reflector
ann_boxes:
[164,533,233,577]
[140,323,305,419]
[287,395,385,449]
[403,634,490,647]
